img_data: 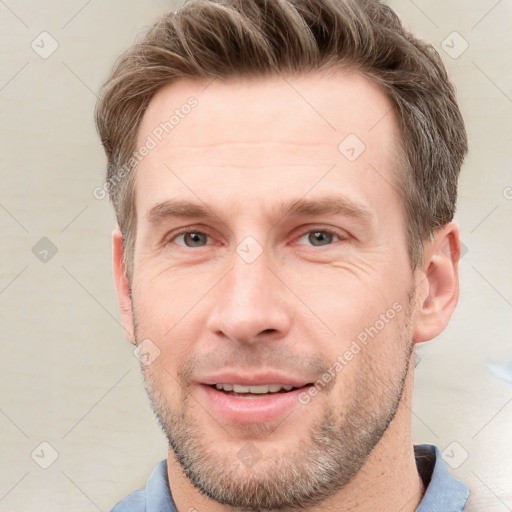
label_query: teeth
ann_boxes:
[215,383,296,393]
[215,383,233,391]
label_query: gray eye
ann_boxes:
[309,231,334,246]
[179,232,208,247]
[297,231,338,247]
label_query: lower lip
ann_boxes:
[198,384,310,424]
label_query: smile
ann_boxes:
[200,382,313,423]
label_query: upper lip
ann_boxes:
[198,371,314,388]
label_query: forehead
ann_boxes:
[134,69,402,218]
[138,69,398,149]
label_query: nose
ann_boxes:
[206,246,292,345]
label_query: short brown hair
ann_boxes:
[95,0,467,280]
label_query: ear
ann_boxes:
[413,222,461,344]
[112,228,136,344]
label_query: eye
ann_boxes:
[172,230,211,248]
[296,229,345,247]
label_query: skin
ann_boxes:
[112,68,461,512]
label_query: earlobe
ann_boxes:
[413,222,461,344]
[112,228,136,344]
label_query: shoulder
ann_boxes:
[111,490,145,512]
[110,460,174,512]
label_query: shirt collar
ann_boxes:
[414,444,469,512]
[145,460,175,512]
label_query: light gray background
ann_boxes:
[1,1,511,511]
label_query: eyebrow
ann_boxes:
[146,195,373,226]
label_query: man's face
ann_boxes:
[128,70,418,508]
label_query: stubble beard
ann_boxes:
[137,298,415,510]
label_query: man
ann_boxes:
[95,0,469,510]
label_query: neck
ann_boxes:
[167,365,424,512]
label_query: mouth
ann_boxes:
[198,381,314,424]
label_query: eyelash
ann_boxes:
[165,226,348,248]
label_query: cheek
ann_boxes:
[132,264,207,325]
[131,277,205,373]
[328,304,413,399]
[281,257,409,332]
